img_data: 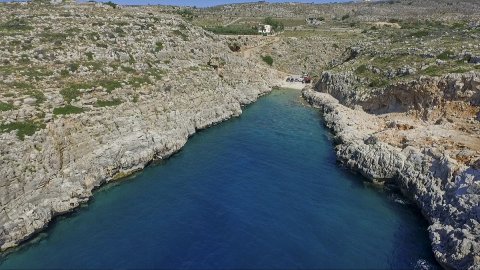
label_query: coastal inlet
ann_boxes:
[0,89,438,269]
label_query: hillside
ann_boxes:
[0,1,281,252]
[0,0,479,269]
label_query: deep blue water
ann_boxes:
[0,89,438,269]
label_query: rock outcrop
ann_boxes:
[303,87,480,270]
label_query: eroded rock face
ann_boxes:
[303,89,480,270]
[315,71,480,117]
[0,80,276,251]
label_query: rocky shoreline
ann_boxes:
[0,79,279,252]
[302,88,479,270]
[0,2,286,251]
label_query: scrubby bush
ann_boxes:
[104,1,117,9]
[155,41,164,52]
[85,52,94,61]
[0,18,33,31]
[264,17,284,31]
[96,99,122,107]
[412,30,429,38]
[437,50,454,60]
[172,30,188,40]
[205,25,258,35]
[53,105,84,115]
[0,102,13,111]
[355,64,368,75]
[261,55,274,66]
[0,121,45,140]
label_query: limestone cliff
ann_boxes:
[0,3,281,251]
[303,70,480,269]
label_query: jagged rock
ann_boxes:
[303,88,480,270]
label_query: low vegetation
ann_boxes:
[96,99,122,107]
[0,102,13,111]
[205,25,258,35]
[0,121,45,140]
[0,18,33,32]
[261,55,274,66]
[172,29,188,40]
[53,105,85,115]
[264,17,284,32]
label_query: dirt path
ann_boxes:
[241,36,280,59]
[237,35,307,89]
[223,17,242,27]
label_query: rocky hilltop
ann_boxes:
[0,2,281,251]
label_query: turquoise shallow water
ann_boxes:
[0,89,438,269]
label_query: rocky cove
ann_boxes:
[0,88,439,269]
[1,1,480,269]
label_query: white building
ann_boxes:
[258,24,272,35]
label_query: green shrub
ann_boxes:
[121,65,136,73]
[146,68,165,79]
[0,102,13,111]
[69,63,80,72]
[60,69,70,76]
[84,61,103,71]
[412,30,429,38]
[96,99,122,107]
[100,80,122,93]
[172,30,188,41]
[21,67,53,78]
[355,64,368,75]
[39,32,68,43]
[60,86,82,103]
[104,1,117,8]
[437,50,454,60]
[53,105,84,115]
[177,9,195,21]
[264,17,284,31]
[10,81,33,89]
[261,55,274,66]
[85,52,94,61]
[114,27,126,36]
[87,32,101,41]
[18,54,30,64]
[26,90,46,104]
[369,78,389,88]
[451,67,470,74]
[96,43,108,48]
[0,18,33,32]
[128,76,151,87]
[423,65,442,76]
[341,14,350,21]
[0,120,45,140]
[132,95,139,103]
[155,41,164,52]
[204,25,258,35]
